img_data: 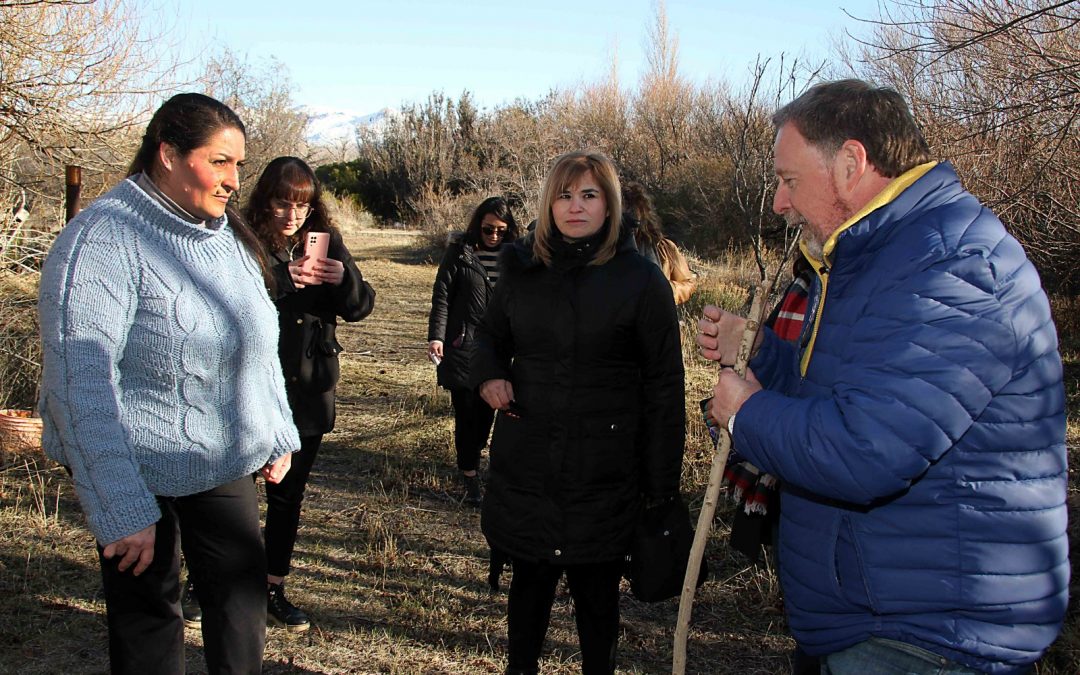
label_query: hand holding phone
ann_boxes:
[287,257,312,288]
[428,340,444,366]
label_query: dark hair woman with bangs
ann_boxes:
[244,156,375,630]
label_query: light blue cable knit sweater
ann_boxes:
[38,178,301,545]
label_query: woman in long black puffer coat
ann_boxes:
[427,197,520,504]
[471,152,685,675]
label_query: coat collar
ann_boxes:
[802,161,941,269]
[502,221,637,275]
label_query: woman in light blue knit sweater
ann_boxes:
[37,93,300,675]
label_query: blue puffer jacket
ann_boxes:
[736,162,1068,674]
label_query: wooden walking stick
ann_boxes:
[672,286,767,674]
[672,235,802,674]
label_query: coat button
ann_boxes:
[610,423,618,431]
[296,318,303,324]
[554,549,561,556]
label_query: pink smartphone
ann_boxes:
[303,232,330,282]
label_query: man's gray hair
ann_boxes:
[773,79,931,178]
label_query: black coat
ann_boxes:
[471,227,685,564]
[270,228,375,436]
[427,239,496,390]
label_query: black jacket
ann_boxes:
[270,228,375,436]
[427,238,496,389]
[471,227,685,564]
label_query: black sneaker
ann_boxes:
[463,473,483,506]
[181,580,201,629]
[267,582,310,632]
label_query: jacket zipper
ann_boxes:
[460,250,495,291]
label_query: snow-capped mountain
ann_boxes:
[304,107,394,145]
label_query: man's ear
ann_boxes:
[835,139,869,192]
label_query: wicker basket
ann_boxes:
[0,409,43,454]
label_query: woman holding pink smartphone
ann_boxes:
[184,156,375,633]
[250,157,374,630]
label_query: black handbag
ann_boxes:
[626,497,706,602]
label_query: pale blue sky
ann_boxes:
[169,0,883,115]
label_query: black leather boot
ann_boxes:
[267,581,311,632]
[181,579,201,628]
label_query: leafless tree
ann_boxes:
[632,0,695,187]
[1,0,188,270]
[689,55,824,277]
[482,97,562,215]
[845,0,1080,291]
[0,0,190,407]
[201,49,310,194]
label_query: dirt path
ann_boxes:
[251,229,794,674]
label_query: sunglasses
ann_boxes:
[482,225,508,236]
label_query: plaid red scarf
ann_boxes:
[704,261,813,516]
[769,274,809,341]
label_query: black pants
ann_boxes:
[264,434,321,578]
[98,475,266,675]
[506,558,623,675]
[450,387,495,472]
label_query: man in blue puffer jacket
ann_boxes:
[697,79,1068,674]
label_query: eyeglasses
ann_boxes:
[271,203,313,218]
[481,225,508,236]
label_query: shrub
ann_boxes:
[0,272,41,411]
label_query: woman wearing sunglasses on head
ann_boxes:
[427,196,520,505]
[242,156,374,631]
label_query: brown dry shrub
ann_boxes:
[0,272,40,411]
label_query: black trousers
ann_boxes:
[450,387,495,472]
[99,475,266,675]
[506,558,623,675]
[264,434,322,578]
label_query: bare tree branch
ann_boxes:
[848,0,1080,292]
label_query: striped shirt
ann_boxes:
[474,247,500,285]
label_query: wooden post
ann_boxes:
[65,165,82,223]
[673,285,767,674]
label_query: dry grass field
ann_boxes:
[0,228,1076,674]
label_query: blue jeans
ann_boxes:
[822,638,993,675]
